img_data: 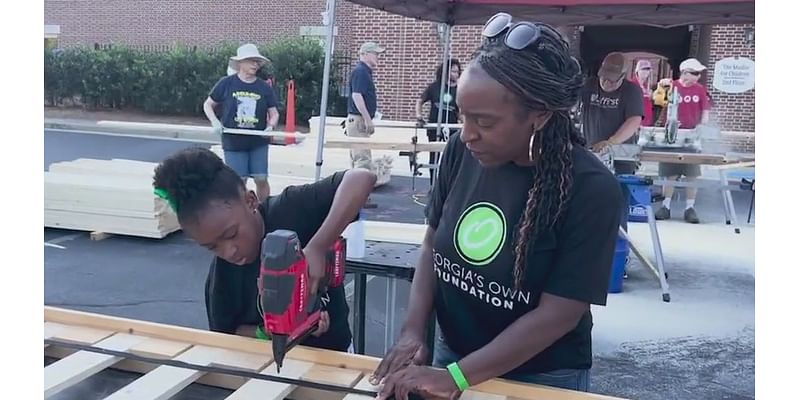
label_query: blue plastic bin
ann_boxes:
[608,236,629,293]
[627,185,651,223]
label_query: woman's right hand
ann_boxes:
[211,120,223,135]
[369,333,428,385]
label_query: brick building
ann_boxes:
[45,0,754,149]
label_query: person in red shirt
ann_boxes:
[631,60,654,126]
[654,58,711,224]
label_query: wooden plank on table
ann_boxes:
[44,333,145,398]
[291,363,364,400]
[104,345,270,400]
[639,151,730,165]
[100,338,194,384]
[43,307,626,399]
[363,220,426,245]
[342,374,508,400]
[226,359,314,400]
[324,137,447,152]
[342,376,379,400]
[129,337,192,359]
[45,322,115,344]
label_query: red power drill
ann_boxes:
[258,229,345,372]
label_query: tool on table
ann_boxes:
[258,230,345,373]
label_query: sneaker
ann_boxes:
[684,207,700,224]
[654,206,671,220]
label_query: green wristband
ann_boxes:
[255,326,270,341]
[446,362,470,391]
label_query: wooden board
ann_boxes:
[638,151,742,165]
[44,159,180,238]
[44,307,625,400]
[324,137,447,152]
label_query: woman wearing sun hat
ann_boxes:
[203,43,279,200]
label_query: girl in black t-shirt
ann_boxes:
[372,14,621,399]
[152,147,376,351]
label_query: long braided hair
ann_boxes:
[473,25,585,289]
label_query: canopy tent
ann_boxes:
[313,0,756,180]
[344,0,755,28]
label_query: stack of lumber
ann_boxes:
[44,158,179,239]
[44,306,625,400]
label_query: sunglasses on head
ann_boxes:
[482,12,565,50]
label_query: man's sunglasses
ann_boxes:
[686,70,701,76]
[482,12,565,50]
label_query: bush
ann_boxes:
[43,39,348,124]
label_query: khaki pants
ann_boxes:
[346,114,373,169]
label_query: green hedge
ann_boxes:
[44,38,348,125]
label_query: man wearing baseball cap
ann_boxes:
[580,52,644,163]
[654,58,711,224]
[579,52,644,233]
[346,41,385,171]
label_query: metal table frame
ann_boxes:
[344,243,435,361]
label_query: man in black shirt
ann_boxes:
[580,52,644,233]
[373,14,621,400]
[153,147,376,351]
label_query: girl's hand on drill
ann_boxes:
[312,311,330,337]
[302,243,327,300]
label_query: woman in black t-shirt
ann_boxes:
[415,59,462,184]
[372,14,622,399]
[152,147,376,351]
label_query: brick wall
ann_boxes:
[44,0,329,49]
[45,1,754,140]
[344,5,482,120]
[706,24,755,133]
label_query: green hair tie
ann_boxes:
[153,188,178,213]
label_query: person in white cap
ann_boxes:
[346,41,385,170]
[203,43,279,200]
[631,60,655,126]
[654,57,712,224]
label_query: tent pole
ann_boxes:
[314,0,337,181]
[431,23,452,189]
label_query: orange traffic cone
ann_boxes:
[285,80,296,133]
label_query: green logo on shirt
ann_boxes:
[454,202,506,266]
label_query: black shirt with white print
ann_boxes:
[205,171,353,352]
[425,134,622,375]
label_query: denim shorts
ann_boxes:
[223,144,269,179]
[432,336,590,392]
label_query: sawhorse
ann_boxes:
[618,175,671,302]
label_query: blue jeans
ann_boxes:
[223,144,269,179]
[432,336,590,392]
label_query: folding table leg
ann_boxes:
[646,205,671,302]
